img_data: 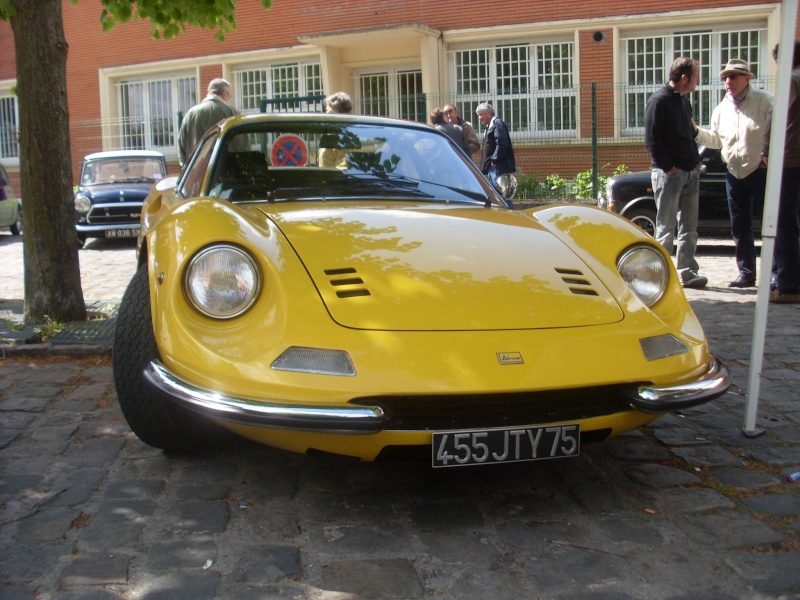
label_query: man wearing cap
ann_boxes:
[695,59,773,288]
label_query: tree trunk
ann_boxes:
[10,0,86,324]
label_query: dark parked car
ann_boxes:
[74,150,168,246]
[598,147,756,237]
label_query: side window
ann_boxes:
[179,135,217,198]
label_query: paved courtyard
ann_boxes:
[0,230,798,599]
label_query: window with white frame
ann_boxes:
[118,75,196,151]
[0,93,19,161]
[450,42,576,138]
[622,26,767,132]
[356,68,424,122]
[235,62,323,113]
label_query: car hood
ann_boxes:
[80,183,154,202]
[610,170,651,185]
[262,205,624,331]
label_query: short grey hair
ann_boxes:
[208,78,231,97]
[475,102,495,116]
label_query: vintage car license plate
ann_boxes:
[106,228,139,238]
[432,424,580,468]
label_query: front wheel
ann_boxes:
[112,265,225,452]
[624,206,657,238]
[9,220,20,235]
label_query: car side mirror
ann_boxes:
[495,174,518,201]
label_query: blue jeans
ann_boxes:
[726,168,766,280]
[775,168,800,295]
[652,168,700,281]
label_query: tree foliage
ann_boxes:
[0,0,273,324]
[95,0,272,41]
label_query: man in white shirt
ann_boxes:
[695,59,773,288]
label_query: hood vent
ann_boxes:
[556,267,599,297]
[324,267,371,298]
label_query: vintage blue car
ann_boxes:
[74,150,168,246]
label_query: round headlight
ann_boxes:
[617,246,668,307]
[74,194,91,213]
[185,245,261,319]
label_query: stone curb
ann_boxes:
[0,342,112,358]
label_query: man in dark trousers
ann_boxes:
[476,102,516,188]
[645,57,707,288]
[695,59,772,288]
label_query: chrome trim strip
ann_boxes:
[76,224,141,232]
[626,355,731,413]
[144,360,388,434]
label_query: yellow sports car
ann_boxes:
[112,113,730,467]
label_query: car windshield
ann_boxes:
[204,121,495,205]
[81,158,165,185]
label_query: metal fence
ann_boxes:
[66,80,750,199]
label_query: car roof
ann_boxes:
[218,112,434,133]
[83,150,166,161]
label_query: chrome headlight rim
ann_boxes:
[617,245,669,307]
[74,194,91,213]
[184,244,262,320]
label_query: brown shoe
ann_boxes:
[769,291,800,304]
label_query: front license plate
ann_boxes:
[432,424,580,468]
[106,228,138,238]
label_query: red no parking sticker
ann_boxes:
[271,134,308,166]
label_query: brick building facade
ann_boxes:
[1,0,798,192]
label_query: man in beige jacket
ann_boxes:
[695,59,773,288]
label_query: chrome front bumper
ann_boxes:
[144,360,388,434]
[624,356,731,413]
[144,355,731,434]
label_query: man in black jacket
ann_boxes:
[645,57,707,288]
[476,102,516,187]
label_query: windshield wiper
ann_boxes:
[352,173,489,204]
[270,183,434,201]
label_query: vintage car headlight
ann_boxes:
[602,180,615,210]
[184,245,261,319]
[74,194,91,213]
[617,246,668,307]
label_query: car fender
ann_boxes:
[144,198,344,391]
[524,203,707,347]
[619,195,656,218]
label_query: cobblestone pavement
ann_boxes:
[0,234,137,305]
[0,230,799,599]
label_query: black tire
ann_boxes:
[76,232,87,248]
[9,220,20,235]
[624,206,657,238]
[113,265,224,452]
